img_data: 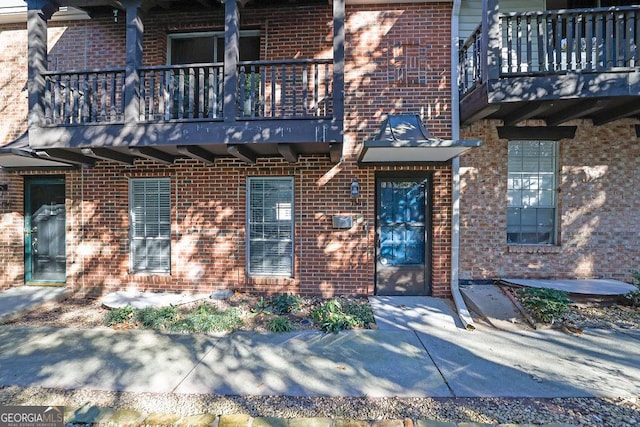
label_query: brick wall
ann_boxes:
[459,119,640,284]
[0,3,454,297]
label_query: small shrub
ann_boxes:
[105,305,135,326]
[623,270,640,307]
[252,297,270,313]
[342,300,375,328]
[271,293,302,315]
[312,299,358,333]
[171,305,242,334]
[135,305,178,330]
[267,316,295,333]
[518,287,572,323]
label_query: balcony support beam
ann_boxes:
[36,149,96,168]
[502,103,554,126]
[592,101,640,126]
[223,0,240,123]
[81,148,136,165]
[546,99,609,126]
[227,144,256,164]
[27,0,59,129]
[129,147,175,164]
[123,0,144,123]
[277,144,299,163]
[177,145,216,164]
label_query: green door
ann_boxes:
[25,178,66,283]
[375,175,430,296]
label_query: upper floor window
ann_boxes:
[168,31,260,65]
[507,141,558,245]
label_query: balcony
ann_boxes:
[459,3,640,127]
[24,0,344,167]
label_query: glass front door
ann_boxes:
[375,175,430,295]
[25,178,66,283]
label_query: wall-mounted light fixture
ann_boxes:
[350,179,360,198]
[113,9,118,23]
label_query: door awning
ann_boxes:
[359,114,481,163]
[0,133,74,169]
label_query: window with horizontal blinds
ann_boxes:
[247,177,294,276]
[130,178,171,273]
[507,141,557,245]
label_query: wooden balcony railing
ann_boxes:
[43,68,125,125]
[42,59,334,126]
[459,5,640,96]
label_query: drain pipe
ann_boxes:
[451,0,475,330]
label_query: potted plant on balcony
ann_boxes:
[242,71,261,117]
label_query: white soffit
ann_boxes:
[0,1,90,24]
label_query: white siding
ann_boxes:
[459,0,546,43]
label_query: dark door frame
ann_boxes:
[374,171,433,296]
[24,176,66,284]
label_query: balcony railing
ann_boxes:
[43,68,126,125]
[459,6,640,96]
[42,59,334,126]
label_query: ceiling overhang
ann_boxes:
[0,134,75,170]
[359,115,481,163]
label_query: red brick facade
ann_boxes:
[0,3,454,297]
[459,119,640,284]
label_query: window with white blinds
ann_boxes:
[507,141,557,245]
[129,178,171,273]
[247,177,294,276]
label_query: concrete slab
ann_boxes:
[175,330,452,397]
[369,296,464,333]
[101,290,210,309]
[0,326,217,392]
[0,286,70,324]
[415,326,640,398]
[459,285,531,332]
[500,278,636,295]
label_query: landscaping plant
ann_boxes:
[270,293,302,315]
[517,287,572,323]
[267,316,295,333]
[104,305,135,326]
[623,270,640,307]
[135,306,178,330]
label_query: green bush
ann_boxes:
[135,306,178,330]
[267,316,295,333]
[312,299,358,333]
[517,287,572,323]
[271,293,302,315]
[342,300,375,327]
[624,270,640,307]
[170,305,242,334]
[104,305,135,326]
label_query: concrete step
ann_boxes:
[460,285,532,332]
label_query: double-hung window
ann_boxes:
[247,177,294,276]
[130,178,171,273]
[507,140,558,245]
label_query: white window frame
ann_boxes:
[247,176,295,277]
[129,178,172,273]
[507,140,558,245]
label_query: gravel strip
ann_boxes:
[0,386,638,426]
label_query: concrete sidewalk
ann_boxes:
[0,296,638,399]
